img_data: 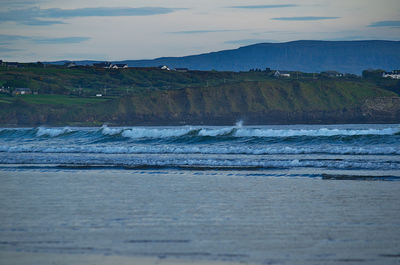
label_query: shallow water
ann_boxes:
[1,124,400,177]
[0,169,399,265]
[1,124,400,264]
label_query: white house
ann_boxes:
[111,64,128,69]
[383,70,400,79]
[13,88,31,95]
[160,65,170,70]
[65,62,77,68]
[274,70,291,78]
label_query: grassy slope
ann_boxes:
[0,66,399,125]
[0,66,275,95]
[121,80,394,115]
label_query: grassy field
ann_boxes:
[1,65,374,97]
[20,94,109,105]
[0,94,109,105]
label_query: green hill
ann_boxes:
[0,65,399,126]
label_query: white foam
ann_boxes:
[1,153,399,170]
[101,125,123,136]
[1,143,399,156]
[121,127,192,139]
[36,127,72,137]
[234,127,400,137]
[198,128,233,136]
[235,120,244,127]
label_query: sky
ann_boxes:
[0,0,399,62]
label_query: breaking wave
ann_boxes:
[233,127,399,137]
[0,143,399,155]
[36,127,73,137]
[0,125,399,140]
[1,125,399,171]
[121,127,193,139]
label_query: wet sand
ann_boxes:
[0,251,254,265]
[1,169,400,265]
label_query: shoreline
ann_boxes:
[0,251,254,265]
[1,122,400,128]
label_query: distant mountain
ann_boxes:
[58,40,400,74]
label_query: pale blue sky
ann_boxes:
[0,0,399,61]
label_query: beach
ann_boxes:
[1,169,400,265]
[0,251,253,265]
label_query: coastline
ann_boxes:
[1,120,400,128]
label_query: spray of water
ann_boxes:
[235,120,244,128]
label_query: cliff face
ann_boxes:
[3,80,398,126]
[107,81,400,125]
[361,97,400,121]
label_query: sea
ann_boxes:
[0,123,400,264]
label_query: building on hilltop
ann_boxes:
[65,62,77,68]
[382,70,400,79]
[93,62,128,69]
[320,71,343,78]
[159,65,170,70]
[13,88,31,95]
[111,64,128,69]
[274,70,291,78]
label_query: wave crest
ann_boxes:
[120,127,195,139]
[233,127,400,137]
[0,125,399,140]
[101,125,123,136]
[36,127,72,137]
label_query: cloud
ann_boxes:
[229,4,297,9]
[0,7,64,25]
[170,29,240,34]
[368,20,400,27]
[0,47,22,52]
[0,0,39,8]
[32,37,91,44]
[41,7,182,18]
[0,6,183,26]
[0,34,30,42]
[0,34,90,45]
[272,16,340,21]
[25,20,65,26]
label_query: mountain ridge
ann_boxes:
[50,40,400,74]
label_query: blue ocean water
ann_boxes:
[1,124,400,264]
[0,124,400,177]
